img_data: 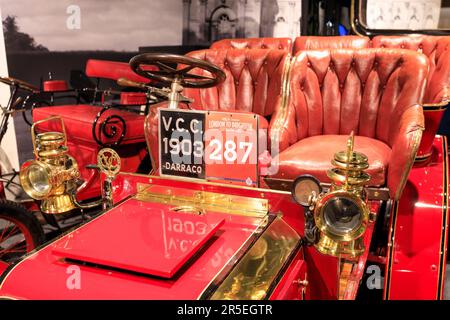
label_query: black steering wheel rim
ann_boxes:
[129,53,226,88]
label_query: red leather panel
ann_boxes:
[372,35,450,103]
[372,36,450,159]
[183,48,288,116]
[33,105,145,145]
[43,80,69,92]
[120,92,147,105]
[293,36,370,54]
[211,37,292,51]
[271,48,427,199]
[273,135,391,186]
[85,59,151,83]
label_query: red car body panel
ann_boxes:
[0,198,267,299]
[0,134,448,299]
[385,136,449,300]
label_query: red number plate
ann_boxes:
[204,111,259,187]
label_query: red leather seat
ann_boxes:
[146,48,289,171]
[293,36,370,54]
[372,35,450,104]
[269,48,427,200]
[277,135,391,186]
[33,105,145,145]
[211,37,292,52]
[372,35,450,158]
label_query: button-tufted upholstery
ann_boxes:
[293,36,370,53]
[270,48,427,200]
[372,35,450,104]
[211,37,292,52]
[146,48,289,172]
[372,35,450,158]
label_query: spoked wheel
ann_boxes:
[0,200,45,264]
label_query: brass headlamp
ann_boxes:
[20,116,80,214]
[292,132,371,258]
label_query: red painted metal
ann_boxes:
[418,108,448,158]
[0,261,7,275]
[0,197,263,299]
[385,135,449,300]
[269,251,307,300]
[1,137,446,299]
[52,199,225,278]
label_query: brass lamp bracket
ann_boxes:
[97,148,121,209]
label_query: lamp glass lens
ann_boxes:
[323,197,361,236]
[27,164,50,195]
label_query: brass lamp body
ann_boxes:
[312,133,371,258]
[20,117,80,214]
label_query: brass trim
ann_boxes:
[144,111,157,174]
[122,172,291,195]
[134,185,269,217]
[394,128,423,200]
[268,53,294,157]
[423,100,449,111]
[384,200,399,300]
[198,214,274,300]
[437,137,449,299]
[415,153,433,162]
[203,216,301,300]
[350,0,364,37]
[264,177,390,200]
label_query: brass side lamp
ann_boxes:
[20,116,80,214]
[292,132,371,258]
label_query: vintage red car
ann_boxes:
[0,34,449,300]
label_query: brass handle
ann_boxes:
[116,77,147,89]
[31,115,67,158]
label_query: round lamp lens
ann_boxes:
[27,164,50,195]
[323,197,361,236]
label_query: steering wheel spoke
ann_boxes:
[183,73,215,81]
[155,61,177,73]
[130,53,226,89]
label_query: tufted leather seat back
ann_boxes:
[270,48,427,199]
[293,36,370,54]
[372,35,450,103]
[211,37,292,52]
[183,48,289,116]
[286,49,427,146]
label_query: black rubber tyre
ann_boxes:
[0,199,45,263]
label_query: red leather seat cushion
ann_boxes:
[33,105,145,145]
[273,135,391,186]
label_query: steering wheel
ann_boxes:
[0,77,39,93]
[129,53,226,88]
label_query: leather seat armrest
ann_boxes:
[387,105,425,200]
